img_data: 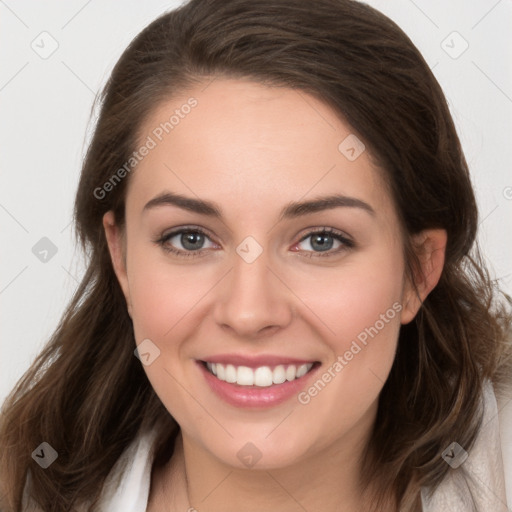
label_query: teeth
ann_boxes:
[225,364,237,383]
[273,365,286,384]
[296,364,309,378]
[207,362,217,375]
[205,362,314,386]
[285,365,296,381]
[237,366,254,385]
[216,363,226,380]
[254,366,273,387]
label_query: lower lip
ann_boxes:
[197,361,320,408]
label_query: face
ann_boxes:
[104,78,432,470]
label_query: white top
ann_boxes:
[23,379,512,511]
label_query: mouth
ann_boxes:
[201,361,317,387]
[197,357,321,408]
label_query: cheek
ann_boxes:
[126,243,214,342]
[125,247,212,426]
[289,247,404,427]
[291,246,404,351]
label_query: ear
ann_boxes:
[103,211,132,316]
[400,228,447,325]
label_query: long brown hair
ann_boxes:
[1,1,511,510]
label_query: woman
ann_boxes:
[1,0,511,511]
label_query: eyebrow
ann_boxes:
[143,191,376,220]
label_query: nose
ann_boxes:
[213,248,294,339]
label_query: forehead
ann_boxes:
[127,78,395,222]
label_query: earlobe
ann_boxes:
[400,229,447,325]
[103,211,132,315]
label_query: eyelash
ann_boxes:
[154,226,355,259]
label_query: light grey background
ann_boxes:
[1,0,511,408]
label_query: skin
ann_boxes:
[104,78,447,511]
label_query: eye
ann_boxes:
[293,227,354,257]
[154,225,354,259]
[155,226,217,258]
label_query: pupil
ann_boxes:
[312,233,332,252]
[182,232,203,250]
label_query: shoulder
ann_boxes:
[22,429,159,512]
[21,429,160,512]
[95,428,160,511]
[496,371,512,508]
[421,377,512,512]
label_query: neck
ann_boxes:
[155,417,389,512]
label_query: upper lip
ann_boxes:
[199,354,318,368]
